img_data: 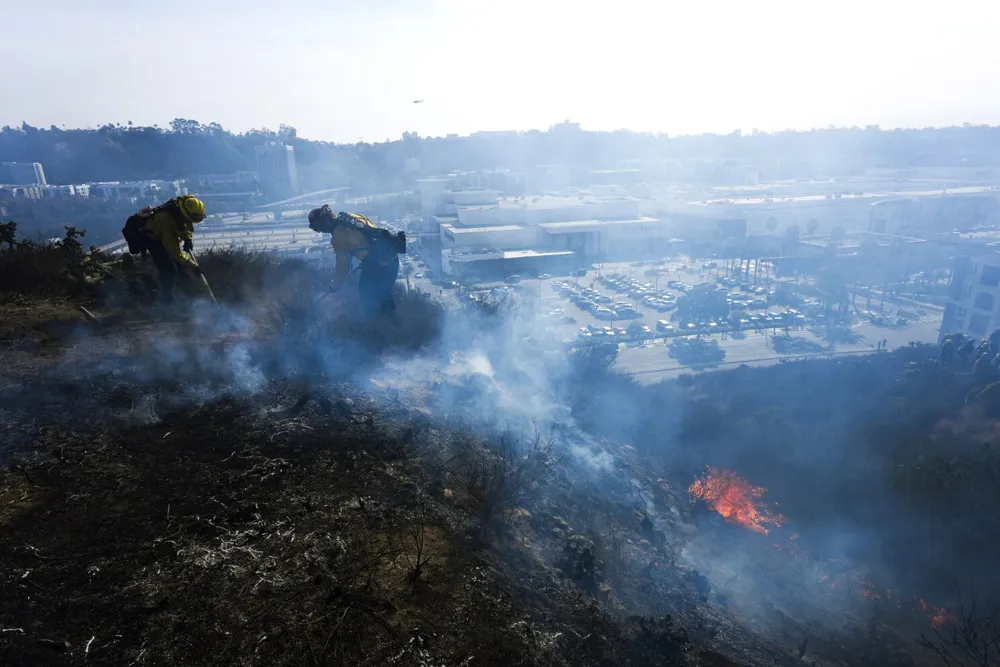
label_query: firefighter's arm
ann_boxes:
[330,246,352,291]
[157,217,197,268]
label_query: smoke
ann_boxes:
[3,265,986,663]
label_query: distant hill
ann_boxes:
[3,120,1000,194]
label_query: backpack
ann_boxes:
[122,212,150,255]
[121,200,185,255]
[336,212,406,261]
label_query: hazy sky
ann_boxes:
[4,0,1000,141]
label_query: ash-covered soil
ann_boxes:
[0,372,711,667]
[0,291,965,667]
[0,307,779,667]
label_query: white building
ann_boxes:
[90,180,184,200]
[1,161,46,186]
[661,184,1000,235]
[940,247,1000,342]
[869,191,1000,236]
[41,184,88,199]
[255,142,299,199]
[436,192,673,275]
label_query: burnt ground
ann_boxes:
[0,293,778,667]
[0,373,715,667]
[0,287,973,667]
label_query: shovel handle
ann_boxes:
[187,250,218,306]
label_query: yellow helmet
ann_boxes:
[177,195,206,223]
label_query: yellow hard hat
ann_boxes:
[178,195,206,223]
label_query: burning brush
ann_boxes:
[688,466,786,535]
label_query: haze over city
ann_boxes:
[8,2,1000,666]
[5,0,1000,141]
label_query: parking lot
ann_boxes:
[469,258,943,380]
[532,260,807,345]
[399,252,943,380]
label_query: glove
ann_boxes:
[183,239,193,253]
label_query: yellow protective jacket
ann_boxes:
[143,209,197,267]
[329,213,378,290]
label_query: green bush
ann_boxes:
[0,222,111,296]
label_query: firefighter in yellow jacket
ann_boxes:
[122,195,206,303]
[307,205,406,317]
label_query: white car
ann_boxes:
[595,307,614,319]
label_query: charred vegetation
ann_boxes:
[2,240,996,666]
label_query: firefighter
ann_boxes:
[989,328,1000,355]
[122,195,206,303]
[959,336,976,365]
[307,206,406,318]
[940,334,957,365]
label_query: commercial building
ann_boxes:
[0,185,42,199]
[41,184,89,199]
[1,162,47,186]
[433,192,675,277]
[869,191,1000,236]
[254,142,299,199]
[664,184,1000,235]
[90,180,184,199]
[940,247,1000,342]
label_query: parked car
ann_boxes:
[616,307,638,319]
[595,307,615,319]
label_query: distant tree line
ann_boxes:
[3,121,1000,196]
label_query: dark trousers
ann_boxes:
[146,241,178,303]
[358,255,400,318]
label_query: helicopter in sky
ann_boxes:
[412,99,424,104]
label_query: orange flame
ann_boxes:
[689,468,955,629]
[688,467,786,534]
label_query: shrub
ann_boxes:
[267,281,445,355]
[0,223,113,296]
[195,246,320,304]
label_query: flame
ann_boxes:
[687,468,955,629]
[688,467,786,534]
